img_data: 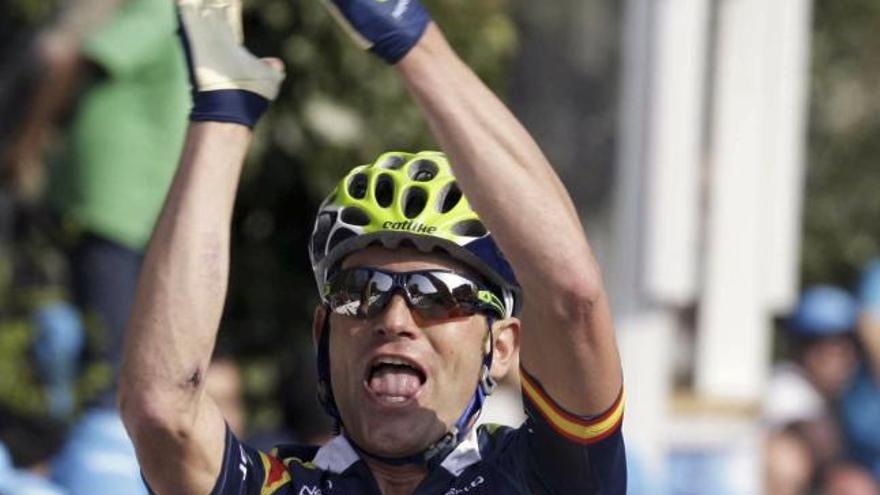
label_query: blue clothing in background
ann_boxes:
[840,365,880,480]
[0,441,68,495]
[32,303,84,419]
[50,409,146,495]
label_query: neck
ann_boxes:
[364,457,429,495]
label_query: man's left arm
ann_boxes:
[319,0,621,416]
[392,25,622,418]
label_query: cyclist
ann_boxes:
[119,0,626,494]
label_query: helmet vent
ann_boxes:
[341,207,370,226]
[328,227,357,253]
[409,159,439,182]
[451,220,487,238]
[403,188,428,219]
[375,174,395,208]
[311,211,337,261]
[378,155,407,170]
[347,173,369,199]
[438,182,462,213]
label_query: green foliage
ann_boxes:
[803,0,880,286]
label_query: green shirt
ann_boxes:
[51,0,188,250]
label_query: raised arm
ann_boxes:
[320,1,621,416]
[395,25,622,415]
[117,1,283,494]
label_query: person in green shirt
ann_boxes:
[48,0,188,405]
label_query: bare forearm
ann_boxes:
[120,122,249,416]
[396,25,621,414]
[396,25,599,299]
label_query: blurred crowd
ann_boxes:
[764,263,880,495]
[1,2,879,495]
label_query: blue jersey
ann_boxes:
[207,369,626,494]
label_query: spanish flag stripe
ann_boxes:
[521,367,624,444]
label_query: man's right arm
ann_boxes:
[118,1,283,493]
[118,122,251,495]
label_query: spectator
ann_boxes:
[35,1,187,494]
[0,409,68,495]
[49,353,238,495]
[50,408,145,495]
[766,285,860,427]
[46,0,188,403]
[840,259,880,481]
[766,428,816,495]
[821,462,880,495]
[32,302,84,419]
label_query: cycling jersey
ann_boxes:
[199,368,626,495]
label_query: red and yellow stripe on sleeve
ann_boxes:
[258,451,292,495]
[521,367,625,445]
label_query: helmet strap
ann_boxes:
[316,305,342,433]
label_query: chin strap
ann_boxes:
[316,309,497,467]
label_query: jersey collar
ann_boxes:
[312,428,482,477]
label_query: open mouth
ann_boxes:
[364,357,427,404]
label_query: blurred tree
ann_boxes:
[803,0,880,286]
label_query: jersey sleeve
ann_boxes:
[514,366,627,494]
[207,427,293,495]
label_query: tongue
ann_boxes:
[369,366,422,399]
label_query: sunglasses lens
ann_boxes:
[407,272,480,320]
[328,269,391,317]
[361,271,393,317]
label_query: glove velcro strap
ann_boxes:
[190,89,269,128]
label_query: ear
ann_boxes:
[489,317,521,381]
[313,305,328,351]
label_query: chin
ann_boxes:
[350,410,447,457]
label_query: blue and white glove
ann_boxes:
[321,0,431,64]
[178,0,285,128]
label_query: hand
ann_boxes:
[321,0,431,64]
[178,0,285,127]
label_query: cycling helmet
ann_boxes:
[310,150,520,316]
[788,285,858,337]
[309,151,520,465]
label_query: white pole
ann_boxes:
[758,0,813,313]
[643,0,711,306]
[696,0,770,401]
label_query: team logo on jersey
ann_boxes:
[444,475,485,494]
[259,452,292,495]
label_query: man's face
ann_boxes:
[320,246,491,457]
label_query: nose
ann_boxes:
[373,294,418,339]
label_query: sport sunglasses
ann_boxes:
[324,267,505,321]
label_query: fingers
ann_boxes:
[260,57,286,74]
[179,0,243,45]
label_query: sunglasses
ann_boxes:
[324,267,505,321]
